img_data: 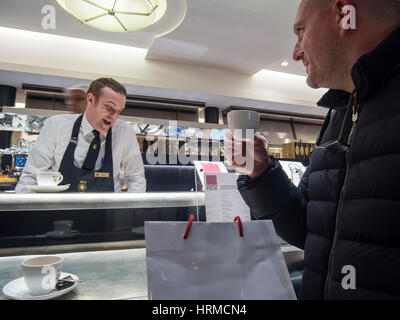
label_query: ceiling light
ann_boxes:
[281,61,289,67]
[56,0,167,32]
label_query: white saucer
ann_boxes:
[27,184,70,193]
[45,230,81,239]
[2,272,79,300]
[131,226,145,236]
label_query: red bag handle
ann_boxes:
[183,215,244,239]
[183,214,195,239]
[234,216,243,237]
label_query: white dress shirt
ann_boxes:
[16,113,146,193]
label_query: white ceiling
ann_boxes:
[0,0,328,116]
[147,0,304,75]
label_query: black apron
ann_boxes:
[59,114,114,193]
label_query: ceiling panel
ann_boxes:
[147,0,301,74]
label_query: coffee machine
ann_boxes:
[1,152,13,171]
[12,153,28,170]
[0,151,28,180]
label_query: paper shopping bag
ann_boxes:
[145,217,297,300]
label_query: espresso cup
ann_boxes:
[21,256,63,295]
[227,110,260,142]
[36,172,63,186]
[53,220,74,234]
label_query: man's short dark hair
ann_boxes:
[87,78,127,101]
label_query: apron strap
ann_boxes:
[101,127,113,172]
[58,115,83,171]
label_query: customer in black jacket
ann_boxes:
[225,0,400,299]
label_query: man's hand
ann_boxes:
[224,130,270,180]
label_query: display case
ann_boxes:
[0,191,304,300]
[0,192,206,254]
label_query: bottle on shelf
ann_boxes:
[299,141,305,159]
[305,143,310,158]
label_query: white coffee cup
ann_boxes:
[36,172,63,186]
[21,255,63,295]
[227,110,260,142]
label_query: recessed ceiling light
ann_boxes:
[281,61,289,67]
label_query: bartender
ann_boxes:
[16,77,146,193]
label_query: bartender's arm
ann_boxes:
[15,118,57,193]
[120,124,146,192]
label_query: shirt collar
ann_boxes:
[82,113,106,140]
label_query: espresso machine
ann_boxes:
[0,152,13,171]
[0,139,31,181]
[0,152,18,188]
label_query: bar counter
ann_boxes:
[0,245,303,300]
[0,248,148,300]
[0,192,205,211]
[0,192,303,299]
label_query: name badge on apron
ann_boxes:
[95,172,110,178]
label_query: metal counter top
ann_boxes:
[0,192,205,211]
[0,245,303,300]
[0,249,148,300]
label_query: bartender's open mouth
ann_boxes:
[103,119,111,126]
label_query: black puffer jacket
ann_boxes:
[238,25,400,300]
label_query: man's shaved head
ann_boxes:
[293,0,400,92]
[321,0,400,18]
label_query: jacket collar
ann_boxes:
[317,89,350,109]
[318,25,400,109]
[351,25,400,102]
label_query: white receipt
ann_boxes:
[204,172,251,222]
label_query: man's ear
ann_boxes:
[334,0,356,36]
[86,92,95,107]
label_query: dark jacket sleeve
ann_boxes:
[237,158,309,249]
